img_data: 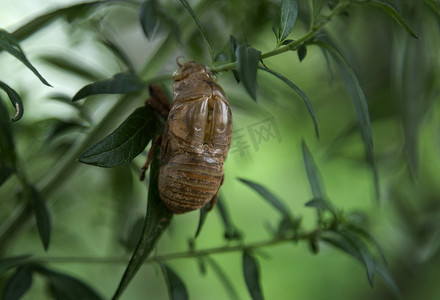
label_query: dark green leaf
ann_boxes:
[0,99,17,167]
[238,178,290,219]
[0,30,51,86]
[161,264,188,300]
[357,0,419,39]
[235,45,261,100]
[0,166,14,186]
[302,142,325,199]
[425,0,440,19]
[72,73,145,102]
[0,256,31,275]
[112,150,173,299]
[375,264,401,299]
[298,44,307,62]
[46,120,88,141]
[216,196,242,240]
[179,0,214,59]
[79,106,157,168]
[30,186,51,251]
[312,40,379,199]
[195,202,210,238]
[260,68,319,137]
[242,251,264,300]
[230,36,241,83]
[39,55,103,82]
[35,266,104,300]
[121,216,144,252]
[320,231,375,287]
[139,0,158,40]
[11,2,106,42]
[305,198,338,217]
[205,257,239,300]
[279,0,298,43]
[2,266,33,300]
[0,81,24,121]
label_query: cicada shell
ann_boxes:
[158,62,232,214]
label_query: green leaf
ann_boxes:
[195,202,210,238]
[72,73,145,102]
[2,266,33,300]
[39,55,103,82]
[375,264,401,299]
[0,30,51,86]
[30,186,51,251]
[260,68,319,137]
[139,0,158,40]
[235,45,261,100]
[242,251,264,300]
[0,166,14,186]
[0,256,31,275]
[312,40,379,199]
[46,120,88,142]
[0,99,17,167]
[161,264,189,300]
[238,178,290,219]
[305,198,339,217]
[0,81,24,121]
[35,266,104,300]
[11,2,107,42]
[216,196,242,240]
[279,0,298,43]
[357,0,419,39]
[112,151,173,299]
[302,141,325,199]
[179,0,214,59]
[320,231,375,287]
[100,38,136,74]
[230,35,241,83]
[79,106,157,168]
[297,44,307,62]
[425,0,440,19]
[205,257,239,300]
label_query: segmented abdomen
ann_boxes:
[159,154,223,213]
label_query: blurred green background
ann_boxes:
[1,0,440,299]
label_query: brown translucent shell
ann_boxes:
[158,62,232,214]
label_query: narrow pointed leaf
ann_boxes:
[39,55,103,82]
[100,38,135,73]
[0,256,31,275]
[216,196,242,240]
[79,106,157,168]
[297,44,307,62]
[161,264,189,300]
[72,73,145,101]
[0,100,17,167]
[358,0,419,39]
[235,45,261,100]
[139,0,158,40]
[242,251,264,300]
[305,198,338,217]
[302,142,325,199]
[11,1,107,42]
[35,266,104,300]
[260,68,319,137]
[375,264,401,299]
[279,0,298,43]
[238,178,290,219]
[0,30,51,86]
[195,202,210,238]
[179,0,214,59]
[312,41,379,199]
[112,152,173,299]
[206,257,239,300]
[230,36,241,83]
[0,81,24,121]
[320,231,375,287]
[2,266,33,300]
[0,167,14,186]
[30,186,51,251]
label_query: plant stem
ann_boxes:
[29,229,321,266]
[211,1,349,73]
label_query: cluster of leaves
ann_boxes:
[2,0,440,299]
